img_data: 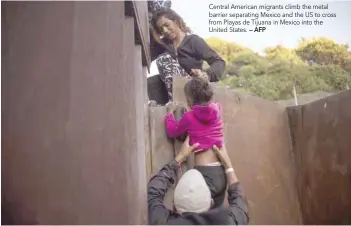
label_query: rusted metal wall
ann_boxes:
[288,90,351,224]
[126,1,150,68]
[148,106,177,209]
[2,1,149,224]
[150,77,302,224]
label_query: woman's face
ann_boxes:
[156,16,180,41]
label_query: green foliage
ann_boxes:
[265,45,304,65]
[309,65,351,90]
[206,36,351,101]
[296,37,349,66]
[341,52,351,74]
[230,51,268,76]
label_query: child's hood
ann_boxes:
[192,102,220,123]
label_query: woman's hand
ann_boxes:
[175,136,200,164]
[190,69,208,80]
[166,101,178,113]
[212,145,233,170]
[190,69,202,77]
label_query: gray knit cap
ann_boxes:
[174,169,211,214]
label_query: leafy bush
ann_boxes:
[207,37,350,100]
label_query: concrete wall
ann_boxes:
[288,90,351,224]
[2,1,149,224]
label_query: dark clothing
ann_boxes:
[151,34,226,82]
[147,160,249,225]
[150,31,166,62]
[194,165,227,208]
[167,207,230,225]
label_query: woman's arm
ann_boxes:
[192,35,226,82]
[212,145,249,224]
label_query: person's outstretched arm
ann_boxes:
[147,159,179,225]
[148,139,199,225]
[164,112,190,138]
[226,173,250,225]
[191,35,226,82]
[212,145,249,225]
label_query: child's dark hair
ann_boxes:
[184,77,214,106]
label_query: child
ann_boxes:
[164,77,227,208]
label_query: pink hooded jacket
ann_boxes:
[164,102,224,152]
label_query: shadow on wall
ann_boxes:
[147,74,169,105]
[287,90,351,224]
[1,199,38,225]
[147,60,169,105]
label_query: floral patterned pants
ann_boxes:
[156,52,190,101]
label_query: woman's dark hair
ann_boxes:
[150,8,192,48]
[151,8,191,34]
[184,77,214,106]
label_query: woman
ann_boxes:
[148,0,172,61]
[151,8,226,102]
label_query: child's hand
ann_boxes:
[166,101,178,113]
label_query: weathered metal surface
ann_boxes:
[144,68,153,181]
[3,1,350,224]
[148,106,176,209]
[130,28,148,224]
[288,90,351,224]
[2,1,149,224]
[130,1,151,69]
[2,2,77,224]
[172,76,302,224]
[149,106,175,173]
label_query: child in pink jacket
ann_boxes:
[164,77,227,208]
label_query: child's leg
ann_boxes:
[194,165,227,208]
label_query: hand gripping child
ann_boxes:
[164,77,227,208]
